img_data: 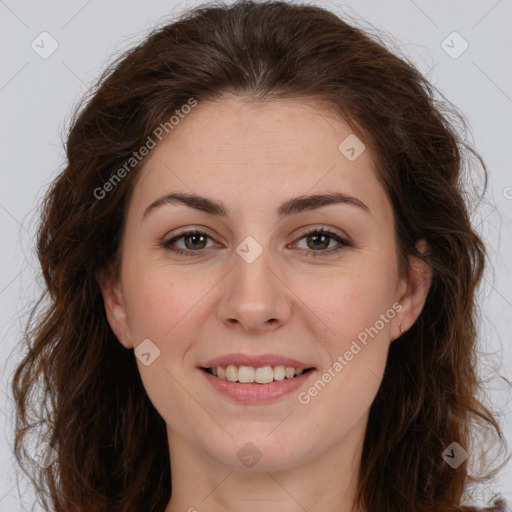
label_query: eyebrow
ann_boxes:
[143,191,370,220]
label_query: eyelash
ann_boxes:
[160,227,352,258]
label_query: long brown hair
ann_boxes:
[10,1,508,511]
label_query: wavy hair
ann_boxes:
[11,1,507,511]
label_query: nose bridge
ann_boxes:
[218,233,290,330]
[231,234,277,304]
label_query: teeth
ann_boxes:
[226,364,238,382]
[208,364,309,383]
[255,366,274,384]
[238,366,255,383]
[273,365,286,381]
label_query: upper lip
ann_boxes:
[200,353,315,370]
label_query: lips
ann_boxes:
[200,352,315,370]
[199,364,317,403]
[198,353,317,403]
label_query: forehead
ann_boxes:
[130,95,392,222]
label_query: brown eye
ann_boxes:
[305,232,331,250]
[292,228,352,258]
[161,229,215,256]
[181,233,208,250]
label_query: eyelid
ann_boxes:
[161,227,219,249]
[164,224,348,241]
[162,225,221,245]
[292,225,350,243]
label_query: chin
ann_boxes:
[204,432,318,472]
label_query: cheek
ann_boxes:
[300,283,392,433]
[119,262,207,422]
[122,257,210,342]
[304,262,397,344]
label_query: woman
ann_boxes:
[11,1,508,511]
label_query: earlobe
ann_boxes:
[395,238,432,338]
[97,268,133,350]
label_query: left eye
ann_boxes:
[293,228,348,254]
[161,228,351,257]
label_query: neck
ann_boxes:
[164,417,366,512]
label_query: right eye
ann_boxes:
[161,229,217,256]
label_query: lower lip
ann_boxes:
[199,368,316,403]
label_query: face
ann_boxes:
[100,95,430,472]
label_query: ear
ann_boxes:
[394,238,432,340]
[97,266,134,349]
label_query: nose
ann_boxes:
[216,241,292,333]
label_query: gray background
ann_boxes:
[0,0,511,509]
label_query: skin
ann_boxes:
[99,95,432,512]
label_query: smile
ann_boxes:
[202,364,314,383]
[199,366,317,403]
